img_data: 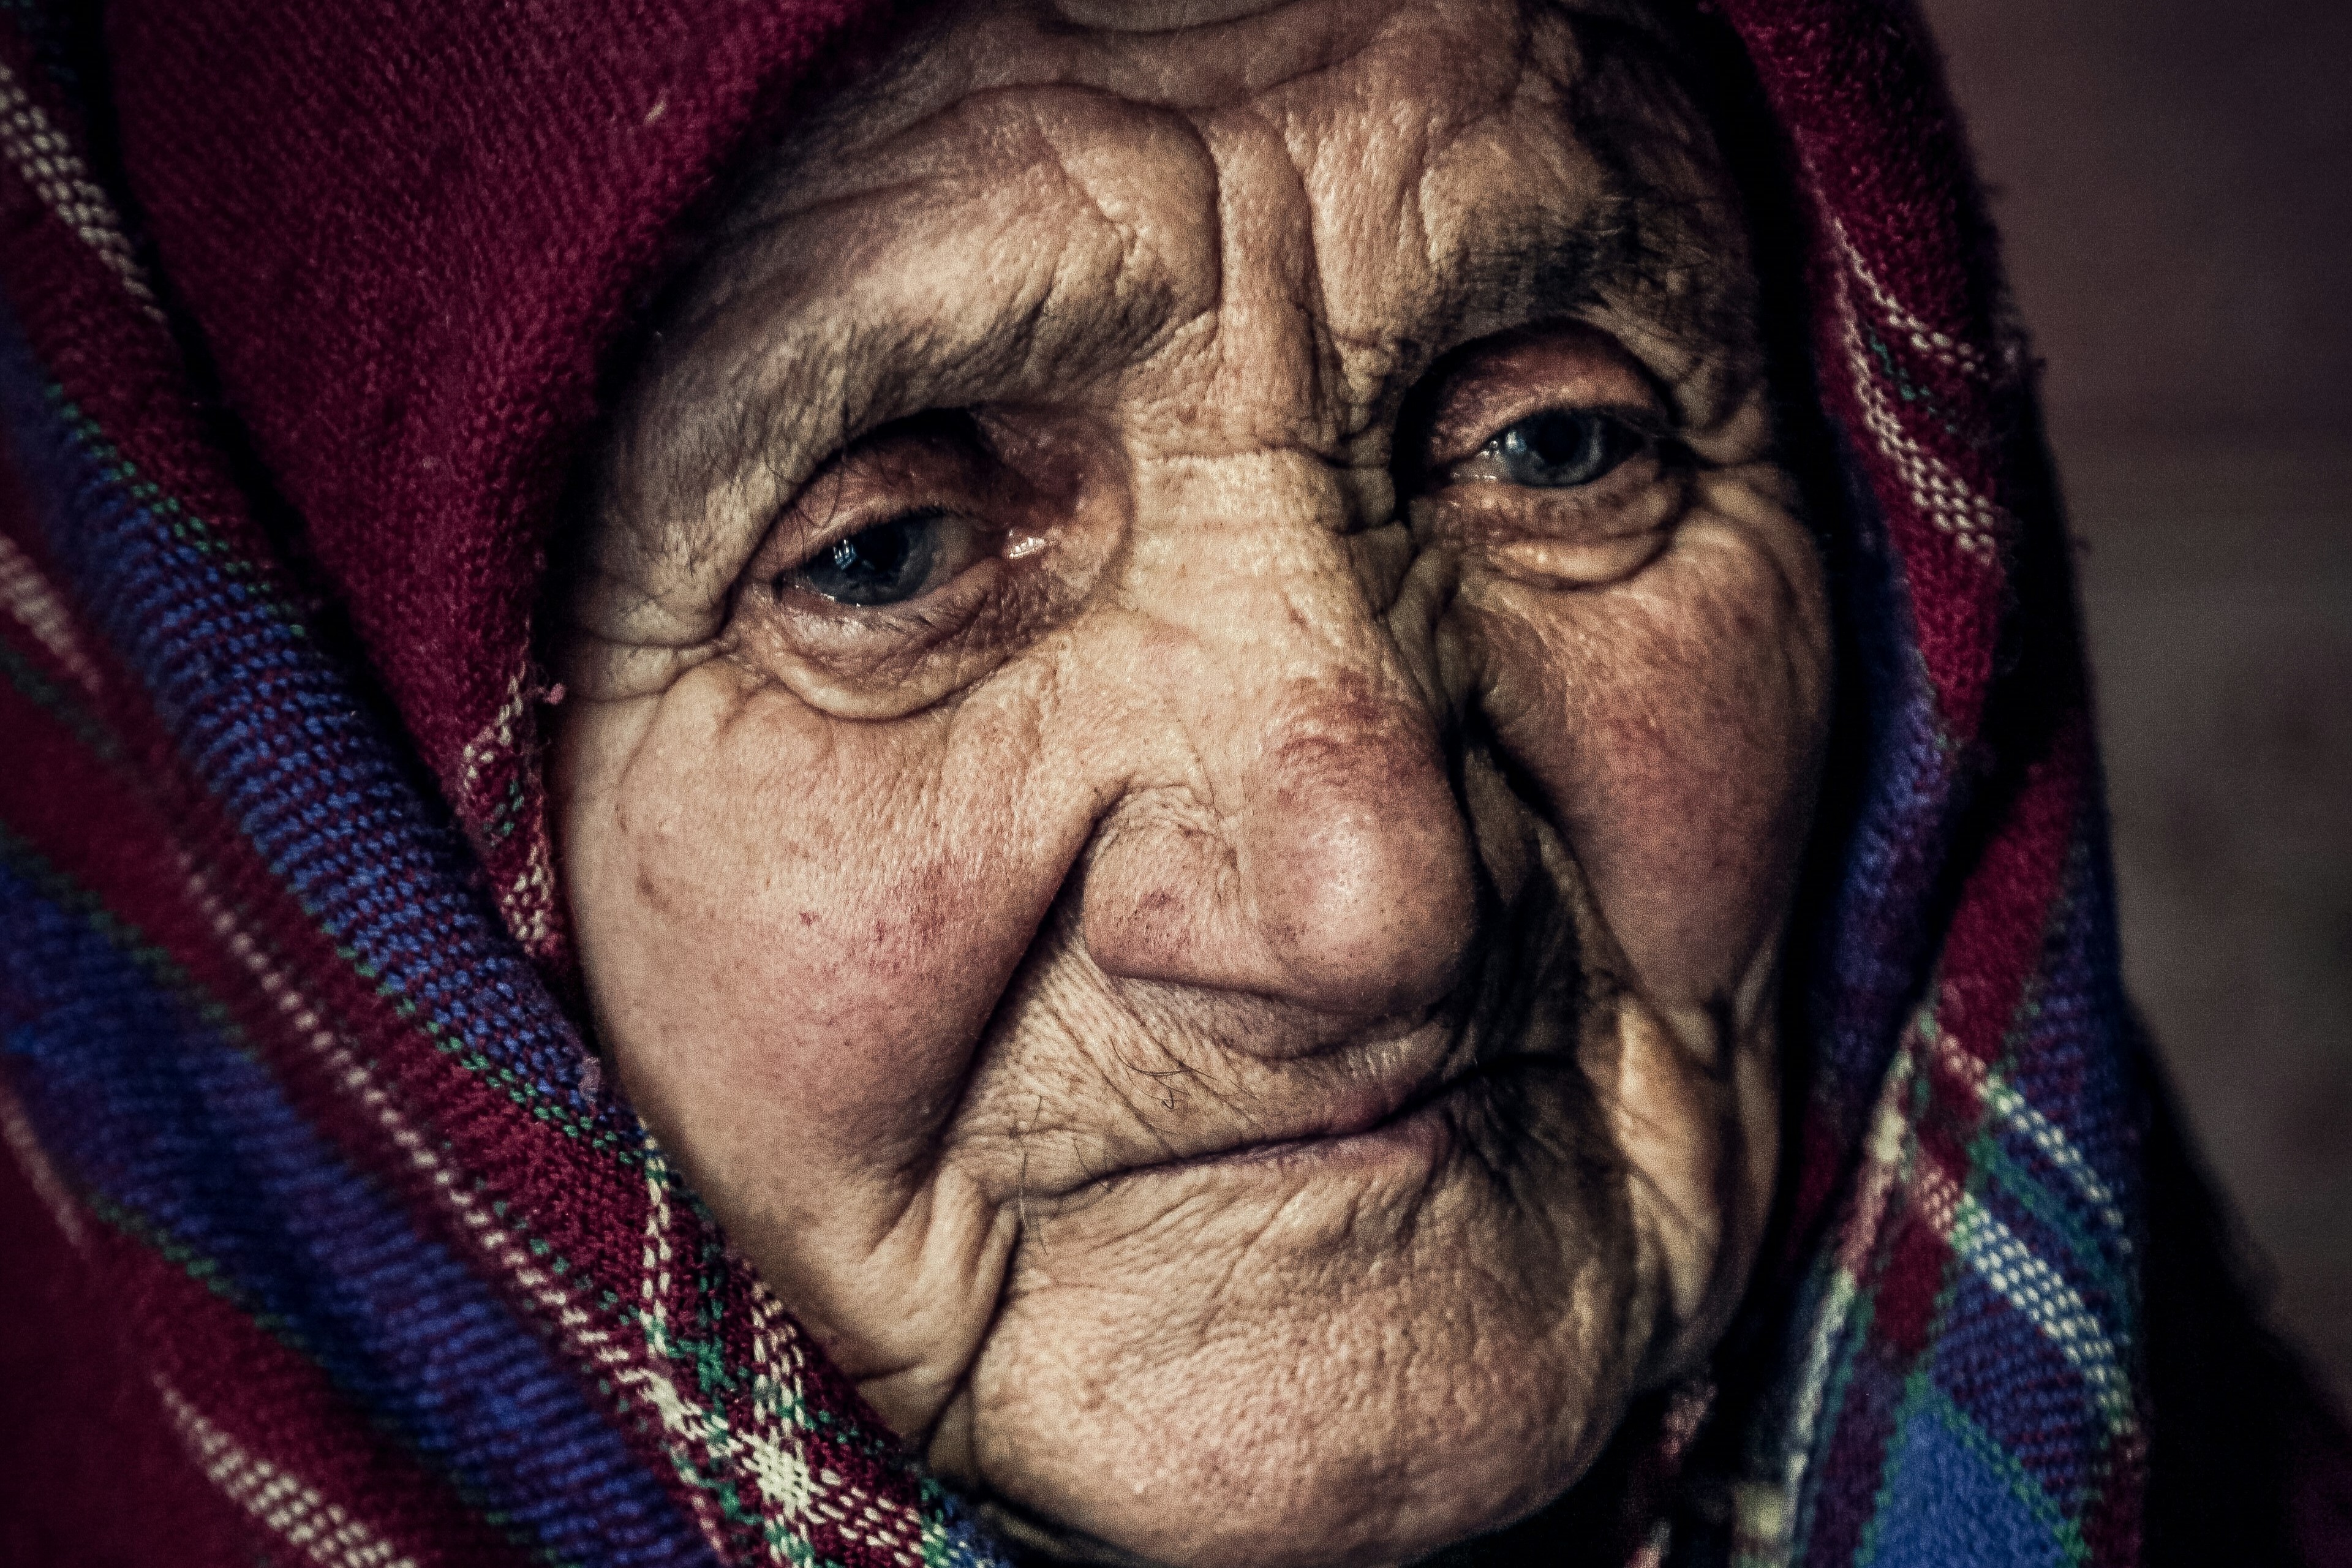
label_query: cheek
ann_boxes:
[557,664,1080,1178]
[1463,510,1829,1005]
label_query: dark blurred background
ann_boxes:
[1921,0,2352,1398]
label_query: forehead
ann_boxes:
[763,0,1690,153]
[692,0,1725,333]
[767,0,1591,173]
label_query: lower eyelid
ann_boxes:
[1421,460,1678,537]
[1480,533,1673,589]
[753,556,1003,677]
[786,552,996,627]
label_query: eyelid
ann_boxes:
[1408,458,1688,586]
[752,415,994,577]
[1405,323,1671,483]
[1469,404,1670,465]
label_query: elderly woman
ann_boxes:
[0,0,2343,1564]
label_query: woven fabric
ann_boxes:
[0,0,2299,1563]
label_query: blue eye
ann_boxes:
[788,509,946,606]
[1485,410,1643,489]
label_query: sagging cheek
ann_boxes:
[1460,502,1830,1009]
[556,662,1088,1176]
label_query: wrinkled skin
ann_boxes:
[553,0,1831,1562]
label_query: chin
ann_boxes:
[942,1073,1646,1568]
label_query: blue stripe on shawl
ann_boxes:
[0,312,617,1140]
[0,855,720,1568]
[1804,438,1964,1106]
[0,306,720,1563]
[1869,1393,2073,1568]
[2005,827,2139,1227]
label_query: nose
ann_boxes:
[1084,695,1479,1021]
[1080,622,1480,1028]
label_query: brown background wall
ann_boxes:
[1920,0,2352,1396]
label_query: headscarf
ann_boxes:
[0,1,2342,1563]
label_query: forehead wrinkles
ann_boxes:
[731,0,1717,388]
[739,12,1476,459]
[687,89,1216,350]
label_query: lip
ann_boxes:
[1219,1078,1466,1174]
[1091,1067,1477,1188]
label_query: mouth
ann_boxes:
[1067,860,1586,1196]
[1086,1061,1485,1190]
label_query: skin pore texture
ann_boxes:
[552,1,1832,1563]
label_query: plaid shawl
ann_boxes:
[0,1,2337,1563]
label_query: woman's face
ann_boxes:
[555,0,1830,1561]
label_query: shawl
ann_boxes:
[0,1,2343,1563]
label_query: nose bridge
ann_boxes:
[1148,448,1438,818]
[1132,445,1409,698]
[1080,454,1477,1023]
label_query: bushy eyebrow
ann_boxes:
[1331,173,1739,442]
